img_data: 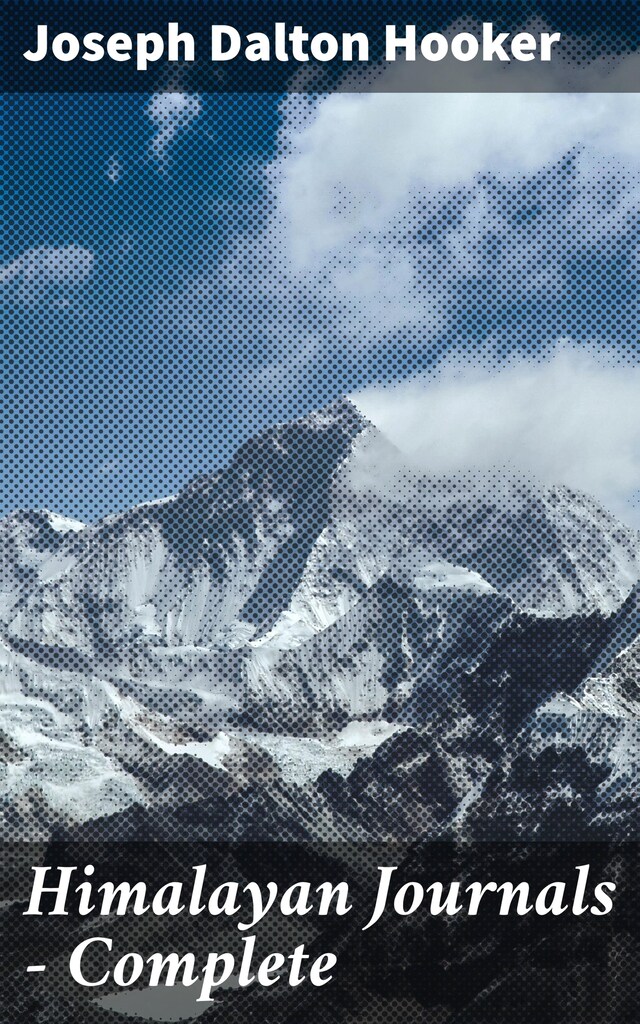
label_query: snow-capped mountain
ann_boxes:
[1,399,639,839]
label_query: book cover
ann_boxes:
[2,4,639,1021]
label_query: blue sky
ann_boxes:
[3,84,640,522]
[2,93,281,517]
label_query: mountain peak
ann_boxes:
[302,396,370,432]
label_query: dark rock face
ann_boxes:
[1,399,640,842]
[4,401,640,1024]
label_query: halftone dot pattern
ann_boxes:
[3,840,640,1022]
[3,19,640,1023]
[2,31,640,862]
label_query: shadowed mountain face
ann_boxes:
[1,399,640,840]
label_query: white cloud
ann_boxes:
[159,52,640,501]
[181,73,639,358]
[353,346,640,525]
[0,245,94,302]
[147,92,202,162]
[273,86,640,269]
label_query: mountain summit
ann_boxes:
[1,400,639,840]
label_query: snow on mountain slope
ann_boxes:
[336,423,640,617]
[2,400,639,666]
[0,400,367,659]
[242,568,512,730]
[2,399,640,837]
[0,509,86,622]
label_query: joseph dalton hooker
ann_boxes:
[23,21,562,69]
